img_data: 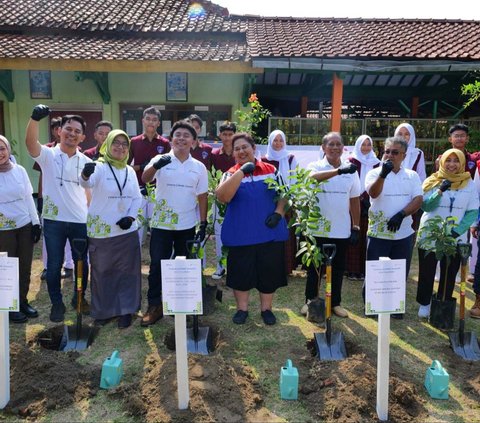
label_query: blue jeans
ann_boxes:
[147,227,195,306]
[43,219,88,305]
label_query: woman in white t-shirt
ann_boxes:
[416,148,478,318]
[0,135,41,323]
[80,130,142,329]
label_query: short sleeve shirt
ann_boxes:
[365,167,423,240]
[211,147,236,173]
[191,142,213,170]
[306,158,361,239]
[146,153,208,230]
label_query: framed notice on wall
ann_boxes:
[29,70,52,99]
[166,72,188,102]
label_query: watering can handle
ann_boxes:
[430,360,442,370]
[285,359,292,369]
[110,350,120,361]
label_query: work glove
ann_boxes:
[36,197,43,215]
[387,210,406,232]
[31,224,42,243]
[31,105,50,121]
[450,229,460,239]
[140,160,150,171]
[195,221,208,243]
[116,217,134,230]
[379,160,394,178]
[240,162,255,175]
[265,212,282,228]
[338,163,357,175]
[360,196,370,217]
[350,228,360,245]
[140,186,148,196]
[439,180,452,192]
[81,162,96,178]
[153,155,172,170]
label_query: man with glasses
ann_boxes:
[364,137,423,319]
[128,107,171,244]
[25,105,92,322]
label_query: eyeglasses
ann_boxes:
[384,149,403,155]
[112,141,129,148]
[452,133,467,139]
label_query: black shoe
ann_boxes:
[118,314,132,329]
[9,311,28,323]
[232,310,248,324]
[391,313,404,320]
[61,268,73,279]
[261,309,277,325]
[40,269,47,280]
[71,297,90,315]
[50,303,66,322]
[20,302,38,318]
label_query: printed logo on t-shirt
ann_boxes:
[367,210,394,239]
[87,214,112,238]
[42,196,59,220]
[157,146,165,154]
[468,161,475,169]
[202,151,209,159]
[150,198,179,229]
[0,213,16,229]
[312,215,332,237]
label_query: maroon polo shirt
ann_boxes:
[191,142,213,170]
[212,146,235,172]
[129,133,171,186]
[83,145,101,160]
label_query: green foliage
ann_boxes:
[235,93,271,144]
[265,167,324,270]
[207,166,227,268]
[136,182,155,228]
[417,215,457,261]
[461,78,480,109]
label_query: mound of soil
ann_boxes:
[4,341,100,420]
[110,353,278,422]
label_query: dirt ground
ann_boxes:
[2,327,447,422]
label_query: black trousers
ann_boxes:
[416,248,461,305]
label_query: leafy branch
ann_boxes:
[235,93,271,144]
[461,79,480,109]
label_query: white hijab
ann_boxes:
[394,123,420,170]
[351,135,380,191]
[266,130,291,183]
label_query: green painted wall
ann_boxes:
[0,70,245,191]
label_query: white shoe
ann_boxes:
[333,305,349,318]
[418,304,431,318]
[300,303,309,316]
[211,269,226,280]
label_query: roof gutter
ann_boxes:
[252,58,480,73]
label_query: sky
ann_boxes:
[214,0,480,20]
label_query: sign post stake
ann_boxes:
[376,313,390,421]
[174,314,189,410]
[0,252,10,410]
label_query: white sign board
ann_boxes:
[0,257,19,311]
[161,258,202,314]
[365,259,406,315]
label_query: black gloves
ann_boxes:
[82,162,96,178]
[140,186,148,196]
[31,105,50,121]
[31,224,42,243]
[116,217,134,230]
[380,160,394,178]
[153,155,171,170]
[387,210,406,232]
[350,228,360,245]
[36,197,43,215]
[338,163,358,175]
[140,160,150,171]
[265,212,282,228]
[451,229,460,239]
[360,196,370,218]
[439,180,452,192]
[195,221,208,243]
[240,162,255,175]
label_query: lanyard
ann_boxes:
[107,162,128,196]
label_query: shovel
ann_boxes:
[315,244,347,361]
[448,242,480,361]
[60,238,94,352]
[186,240,213,355]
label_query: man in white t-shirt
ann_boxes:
[304,132,361,318]
[140,120,208,326]
[25,105,92,323]
[364,136,423,318]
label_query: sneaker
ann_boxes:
[50,303,66,322]
[71,297,90,315]
[467,274,475,283]
[211,269,226,280]
[9,311,28,323]
[40,268,47,281]
[418,304,431,318]
[232,310,248,324]
[470,294,480,319]
[62,268,73,279]
[333,305,349,318]
[261,310,277,325]
[118,314,132,329]
[141,305,164,326]
[300,303,309,316]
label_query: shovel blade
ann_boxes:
[187,326,213,355]
[60,324,93,352]
[314,330,347,361]
[449,331,480,361]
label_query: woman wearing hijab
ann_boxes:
[0,135,41,323]
[345,135,380,280]
[80,130,142,329]
[262,130,298,274]
[394,123,426,182]
[416,148,478,318]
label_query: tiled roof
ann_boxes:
[0,33,248,61]
[246,18,480,60]
[0,0,246,33]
